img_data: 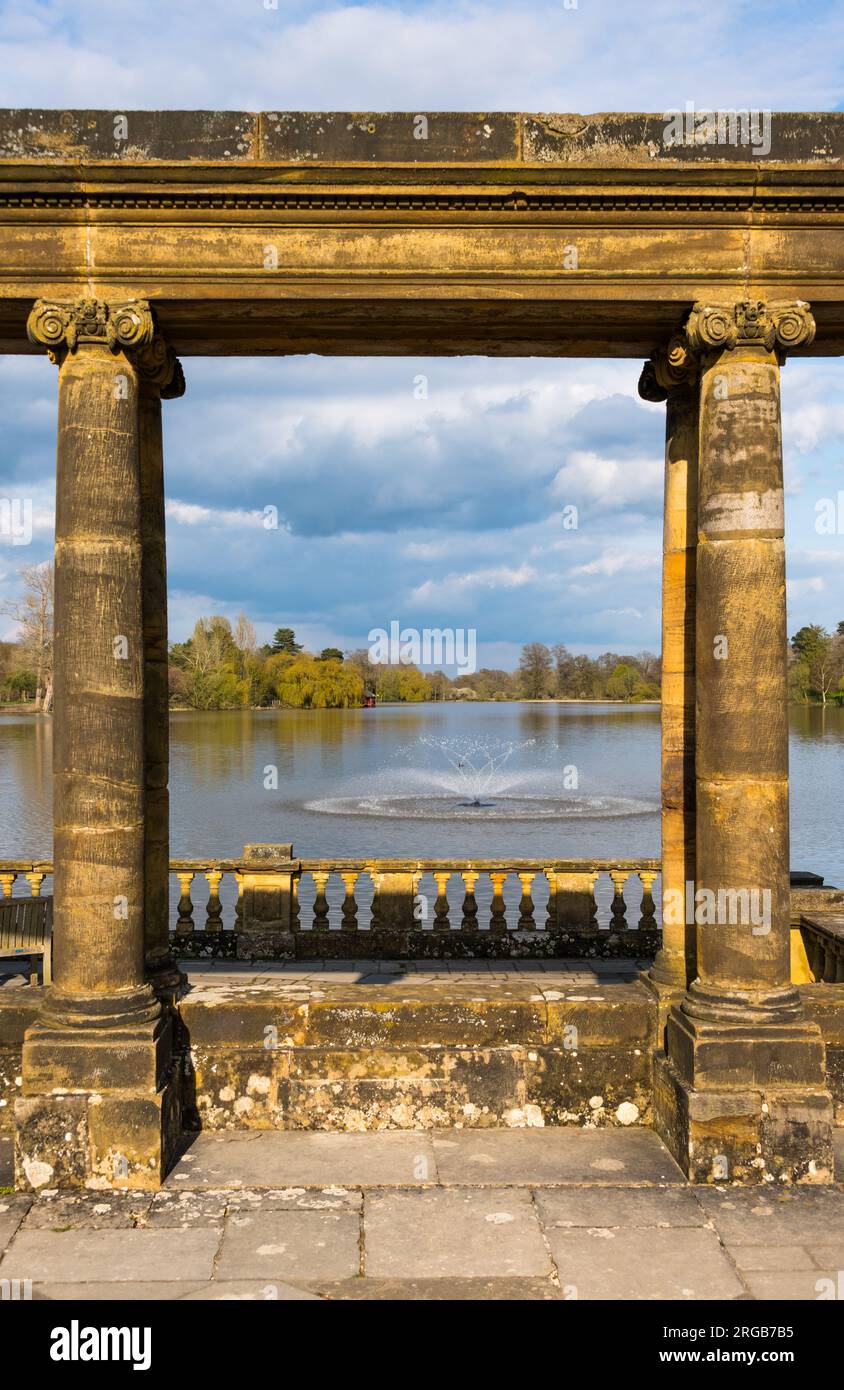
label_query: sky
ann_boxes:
[0,0,843,670]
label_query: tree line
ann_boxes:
[2,563,843,711]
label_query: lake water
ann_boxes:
[1,701,842,887]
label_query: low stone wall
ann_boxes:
[176,979,657,1133]
[3,979,843,1140]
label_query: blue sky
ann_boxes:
[0,0,843,668]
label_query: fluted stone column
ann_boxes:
[654,299,833,1183]
[639,344,698,991]
[137,337,185,999]
[15,298,180,1191]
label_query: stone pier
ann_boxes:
[14,299,181,1190]
[653,300,834,1183]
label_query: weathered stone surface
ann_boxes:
[526,1045,651,1126]
[22,1192,151,1229]
[217,1209,360,1282]
[364,1189,551,1278]
[431,1127,684,1186]
[546,1226,745,1300]
[0,110,257,161]
[534,1186,704,1229]
[695,1187,844,1244]
[0,1227,220,1282]
[522,112,844,165]
[739,1269,841,1300]
[0,1194,31,1249]
[167,1131,438,1189]
[260,112,520,163]
[318,1276,560,1300]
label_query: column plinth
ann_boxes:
[14,298,182,1191]
[652,299,834,1183]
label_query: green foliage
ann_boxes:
[271,627,302,655]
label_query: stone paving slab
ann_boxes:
[364,1188,552,1279]
[22,1192,152,1229]
[28,1280,324,1301]
[0,1228,221,1283]
[431,1127,684,1186]
[217,1208,360,1282]
[695,1187,844,1245]
[740,1269,842,1300]
[534,1186,704,1228]
[168,1130,438,1189]
[318,1276,560,1300]
[546,1226,746,1301]
[0,1194,31,1247]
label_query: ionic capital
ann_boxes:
[683,298,815,359]
[27,296,185,396]
[135,333,186,399]
[638,334,697,402]
[27,296,155,361]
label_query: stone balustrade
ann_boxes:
[0,849,660,961]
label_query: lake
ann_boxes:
[1,701,842,887]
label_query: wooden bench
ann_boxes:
[0,895,53,985]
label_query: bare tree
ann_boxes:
[1,562,54,712]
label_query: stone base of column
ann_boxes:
[640,973,686,1050]
[14,1012,181,1191]
[653,1006,834,1183]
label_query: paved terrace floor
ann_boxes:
[1,1127,843,1301]
[2,962,843,1302]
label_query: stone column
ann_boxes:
[15,298,180,1191]
[136,336,185,999]
[639,345,698,991]
[654,299,833,1183]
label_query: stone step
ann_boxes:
[166,1126,687,1189]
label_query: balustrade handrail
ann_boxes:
[0,855,661,875]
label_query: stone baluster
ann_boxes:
[609,870,628,931]
[0,872,15,898]
[312,871,330,931]
[433,872,451,933]
[461,870,479,933]
[25,871,46,897]
[204,869,224,932]
[638,870,658,931]
[489,871,508,936]
[517,871,536,929]
[176,872,196,935]
[340,871,359,930]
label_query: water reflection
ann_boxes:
[0,702,841,883]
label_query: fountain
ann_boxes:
[303,735,657,823]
